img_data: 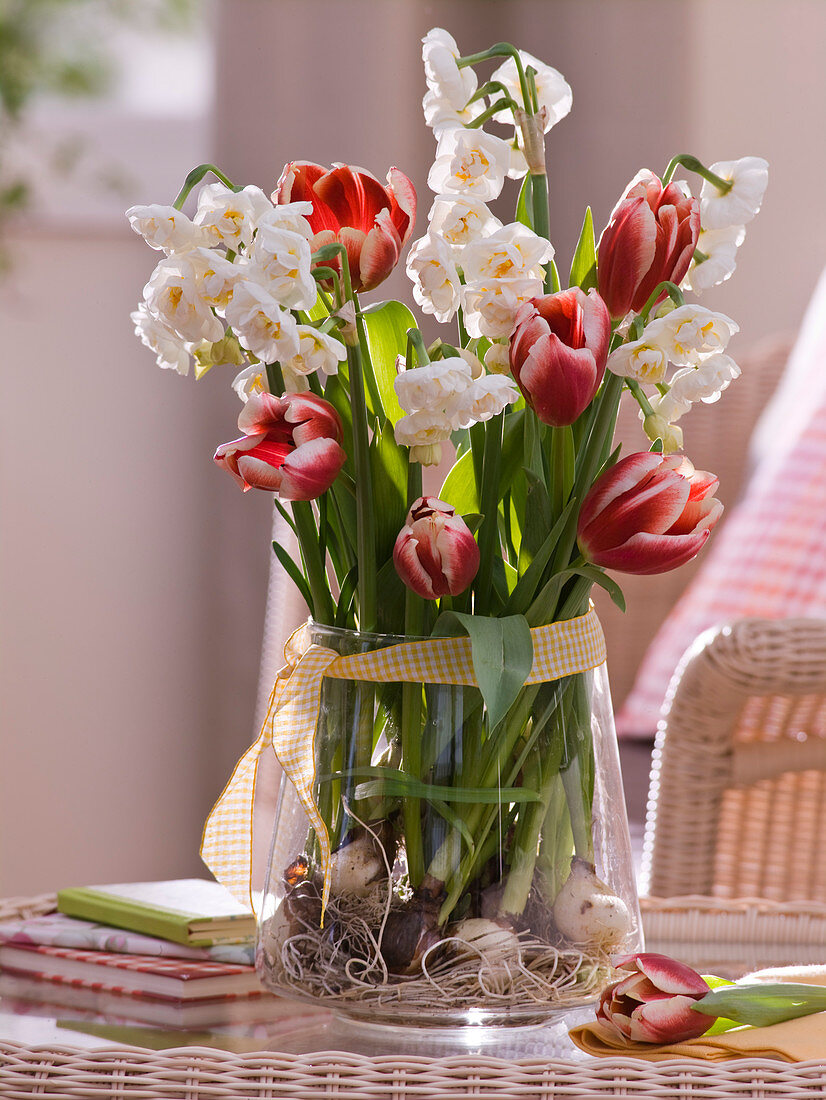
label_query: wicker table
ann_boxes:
[1,893,825,1099]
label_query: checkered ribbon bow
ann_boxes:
[201,607,606,916]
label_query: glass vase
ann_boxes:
[256,622,641,1028]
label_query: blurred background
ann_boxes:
[2,0,824,896]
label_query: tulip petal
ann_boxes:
[598,197,657,318]
[634,953,712,996]
[235,453,285,492]
[576,452,665,533]
[316,164,389,234]
[588,529,710,575]
[386,166,417,245]
[584,472,690,547]
[358,221,401,293]
[277,437,346,501]
[637,995,711,1042]
[519,336,598,426]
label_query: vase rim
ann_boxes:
[307,618,426,644]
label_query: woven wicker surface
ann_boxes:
[643,617,826,900]
[1,894,825,1097]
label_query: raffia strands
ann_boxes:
[201,608,606,915]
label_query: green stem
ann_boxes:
[473,410,504,615]
[346,342,377,631]
[354,293,384,417]
[402,463,425,888]
[172,163,237,211]
[291,501,335,625]
[662,153,733,193]
[466,97,520,128]
[625,377,655,417]
[458,43,532,112]
[265,362,284,394]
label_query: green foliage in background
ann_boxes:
[0,0,199,265]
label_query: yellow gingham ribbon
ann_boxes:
[201,606,606,916]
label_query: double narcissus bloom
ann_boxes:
[597,953,712,1043]
[598,170,700,319]
[509,288,611,427]
[393,497,480,599]
[214,391,345,500]
[577,452,723,575]
[275,161,416,293]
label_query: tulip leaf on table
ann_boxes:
[693,983,826,1028]
[431,611,533,732]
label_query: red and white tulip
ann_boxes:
[275,161,416,294]
[597,952,711,1043]
[214,391,345,500]
[509,288,611,426]
[577,452,723,575]
[597,170,700,319]
[393,497,480,598]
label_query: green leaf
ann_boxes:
[370,420,408,563]
[335,565,359,628]
[272,540,314,616]
[374,557,407,635]
[518,468,554,571]
[439,448,480,515]
[693,983,826,1028]
[505,500,577,617]
[431,612,533,731]
[515,173,533,229]
[569,564,626,613]
[569,206,598,292]
[361,300,417,424]
[324,374,354,473]
[328,766,540,805]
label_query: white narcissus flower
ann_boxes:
[232,363,269,402]
[283,326,346,377]
[428,128,511,202]
[484,342,511,374]
[427,194,502,254]
[668,353,742,406]
[444,374,520,429]
[647,304,739,366]
[255,201,315,241]
[607,336,669,384]
[131,301,193,375]
[461,275,543,339]
[248,224,317,309]
[143,254,225,344]
[194,183,273,250]
[394,409,453,465]
[700,156,769,230]
[126,204,211,254]
[490,51,573,132]
[461,222,554,283]
[188,247,240,311]
[406,234,462,323]
[224,280,300,363]
[423,89,485,135]
[422,28,477,113]
[394,357,473,414]
[682,225,746,293]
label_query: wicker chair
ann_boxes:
[641,617,826,902]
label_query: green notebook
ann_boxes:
[56,879,255,947]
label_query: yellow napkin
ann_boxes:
[569,965,826,1062]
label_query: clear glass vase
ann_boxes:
[256,622,642,1028]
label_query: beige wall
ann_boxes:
[3,0,824,895]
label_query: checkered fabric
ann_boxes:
[617,273,826,737]
[201,608,606,916]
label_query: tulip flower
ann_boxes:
[275,161,416,293]
[597,953,712,1043]
[393,497,480,599]
[509,288,611,426]
[577,452,723,575]
[214,391,345,500]
[597,170,700,319]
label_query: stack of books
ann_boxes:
[0,879,293,1029]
